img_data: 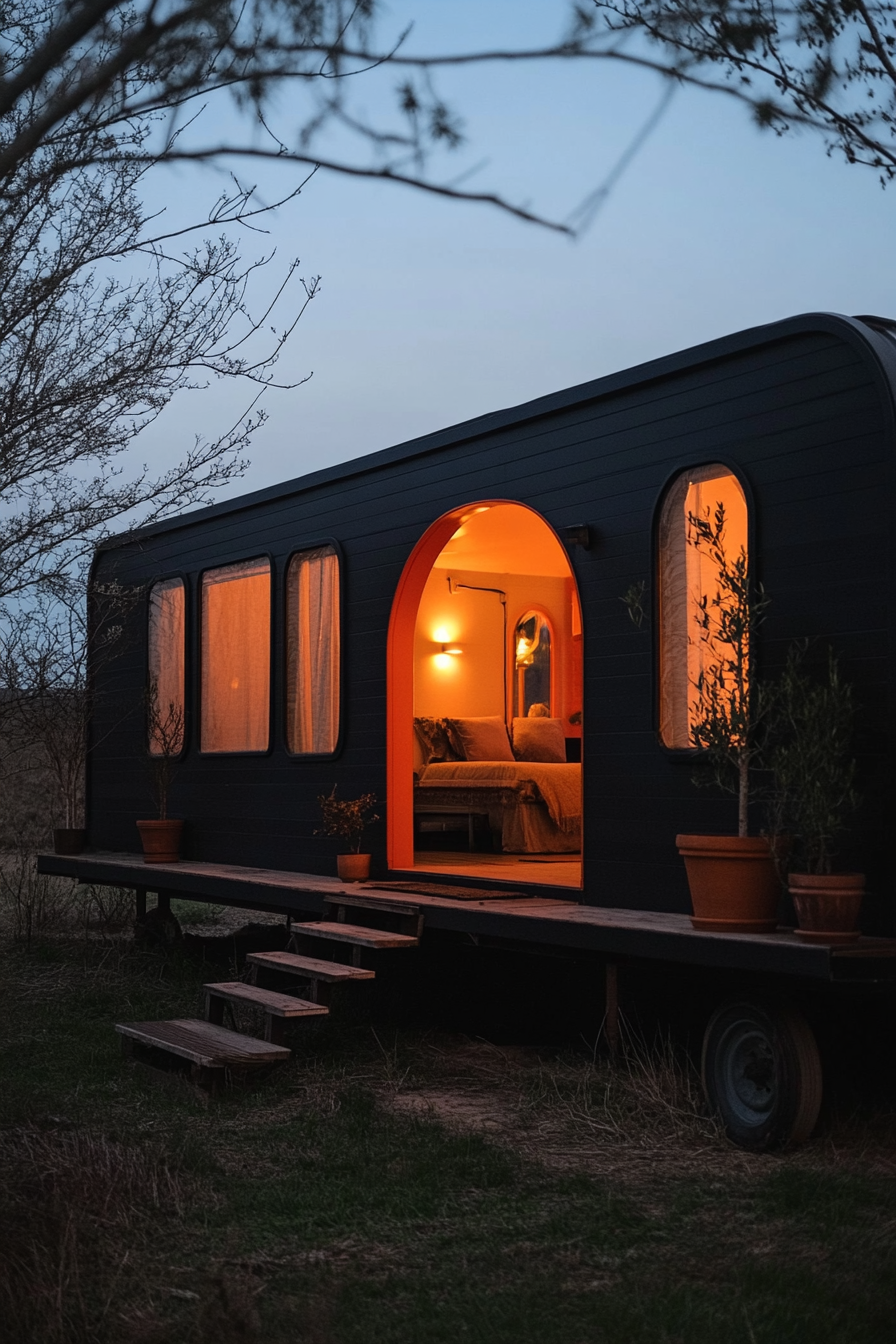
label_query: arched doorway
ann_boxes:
[387,501,583,888]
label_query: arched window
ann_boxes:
[658,465,748,748]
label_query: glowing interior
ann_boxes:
[200,558,271,753]
[659,467,749,748]
[390,501,583,888]
[147,577,185,756]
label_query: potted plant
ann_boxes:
[137,677,185,863]
[674,503,781,932]
[316,787,379,881]
[766,643,863,943]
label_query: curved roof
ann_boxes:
[99,310,896,550]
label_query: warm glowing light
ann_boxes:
[433,653,454,671]
[230,677,240,690]
[442,645,463,656]
[432,625,452,643]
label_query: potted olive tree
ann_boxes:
[316,787,379,881]
[674,504,781,932]
[766,643,862,943]
[137,677,185,863]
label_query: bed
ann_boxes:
[413,716,581,854]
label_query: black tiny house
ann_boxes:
[40,308,896,1149]
[83,310,895,928]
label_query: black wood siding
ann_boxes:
[86,315,896,928]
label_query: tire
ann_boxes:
[701,999,823,1151]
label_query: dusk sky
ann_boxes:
[142,0,896,502]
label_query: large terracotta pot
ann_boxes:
[788,872,864,944]
[137,819,184,864]
[337,853,371,882]
[676,834,780,933]
[53,827,86,855]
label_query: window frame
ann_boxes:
[282,538,345,761]
[653,460,756,754]
[197,552,275,758]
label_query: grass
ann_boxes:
[1,932,895,1343]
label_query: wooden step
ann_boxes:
[204,982,329,1018]
[290,920,419,950]
[246,950,376,982]
[324,892,421,918]
[116,1019,291,1068]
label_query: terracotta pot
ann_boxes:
[676,834,781,933]
[788,872,865,944]
[337,853,371,882]
[53,827,86,855]
[137,819,184,864]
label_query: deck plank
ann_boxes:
[39,852,896,983]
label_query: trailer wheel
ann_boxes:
[701,1000,822,1151]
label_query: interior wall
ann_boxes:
[414,567,578,724]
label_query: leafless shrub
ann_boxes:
[0,848,78,945]
[0,1126,186,1344]
[80,883,138,936]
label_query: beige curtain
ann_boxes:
[201,558,270,752]
[286,546,340,753]
[148,578,185,755]
[659,465,747,747]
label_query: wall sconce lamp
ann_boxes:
[563,524,593,550]
[440,643,463,656]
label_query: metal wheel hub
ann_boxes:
[716,1023,776,1124]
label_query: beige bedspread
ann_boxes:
[419,761,581,832]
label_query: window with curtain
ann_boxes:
[201,558,271,753]
[658,465,748,748]
[286,545,340,754]
[147,578,185,755]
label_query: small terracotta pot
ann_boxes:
[337,853,371,882]
[53,827,86,855]
[676,834,781,933]
[788,872,865,944]
[137,819,184,864]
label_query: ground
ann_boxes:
[1,883,895,1343]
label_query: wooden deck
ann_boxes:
[38,851,896,984]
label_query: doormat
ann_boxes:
[371,881,532,902]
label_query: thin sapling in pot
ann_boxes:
[675,502,780,932]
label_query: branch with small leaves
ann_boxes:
[687,502,770,838]
[316,788,379,854]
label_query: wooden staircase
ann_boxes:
[116,891,422,1090]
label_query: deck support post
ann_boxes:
[135,887,147,919]
[605,961,620,1061]
[156,891,170,917]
